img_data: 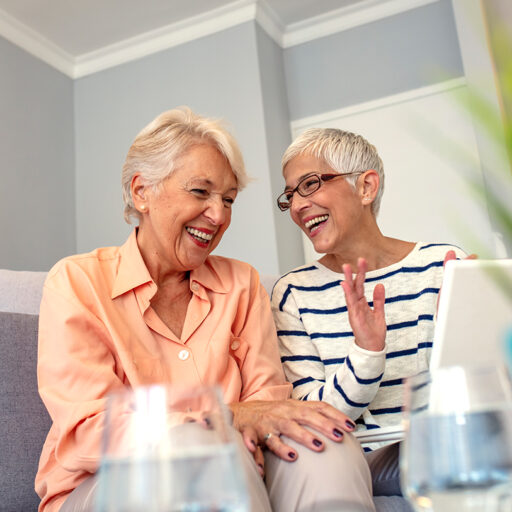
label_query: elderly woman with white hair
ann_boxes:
[271,128,467,510]
[36,109,379,512]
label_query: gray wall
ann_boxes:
[1,0,467,273]
[255,25,304,273]
[74,22,285,275]
[284,0,464,120]
[0,37,75,271]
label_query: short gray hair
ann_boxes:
[282,128,385,216]
[122,106,248,223]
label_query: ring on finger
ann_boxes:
[264,432,278,443]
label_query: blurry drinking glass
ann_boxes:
[401,365,512,511]
[96,385,249,512]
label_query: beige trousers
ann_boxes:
[61,426,374,512]
[265,431,375,512]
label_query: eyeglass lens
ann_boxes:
[278,174,338,210]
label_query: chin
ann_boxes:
[310,232,339,255]
[312,243,330,255]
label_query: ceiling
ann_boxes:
[0,0,366,57]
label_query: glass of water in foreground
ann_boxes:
[401,365,512,511]
[96,385,249,512]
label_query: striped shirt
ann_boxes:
[271,242,465,445]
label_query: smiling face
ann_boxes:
[283,153,365,255]
[133,143,238,276]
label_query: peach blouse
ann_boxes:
[36,230,291,511]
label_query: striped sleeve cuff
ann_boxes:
[348,342,386,380]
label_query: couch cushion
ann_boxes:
[0,312,50,511]
[260,274,279,298]
[0,269,48,315]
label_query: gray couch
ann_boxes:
[0,270,49,511]
[0,269,279,511]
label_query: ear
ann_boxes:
[358,169,379,206]
[131,174,148,213]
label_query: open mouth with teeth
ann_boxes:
[304,215,329,235]
[186,227,214,247]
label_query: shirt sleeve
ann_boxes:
[234,268,292,402]
[38,267,124,474]
[271,278,385,420]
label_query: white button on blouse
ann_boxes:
[178,349,190,361]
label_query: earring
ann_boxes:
[140,205,146,211]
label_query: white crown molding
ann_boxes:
[0,6,74,76]
[291,77,467,135]
[73,0,257,78]
[282,0,440,48]
[254,0,284,46]
[0,0,443,78]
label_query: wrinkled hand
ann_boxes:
[229,399,356,468]
[341,257,386,352]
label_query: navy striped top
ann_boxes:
[271,242,465,448]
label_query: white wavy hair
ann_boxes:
[122,106,248,223]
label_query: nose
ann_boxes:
[204,196,228,226]
[290,193,311,216]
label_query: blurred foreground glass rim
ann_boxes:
[403,364,512,417]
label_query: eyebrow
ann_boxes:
[187,178,238,193]
[187,178,212,186]
[284,172,317,191]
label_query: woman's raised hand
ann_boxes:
[229,399,356,468]
[341,257,386,352]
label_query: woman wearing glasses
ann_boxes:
[271,128,466,510]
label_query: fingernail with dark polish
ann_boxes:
[313,438,323,447]
[333,428,344,438]
[288,452,296,459]
[204,417,211,427]
[345,420,356,429]
[251,439,257,447]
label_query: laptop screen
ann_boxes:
[430,259,512,371]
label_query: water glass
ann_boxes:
[96,385,249,512]
[400,365,512,511]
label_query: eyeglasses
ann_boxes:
[276,172,363,211]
